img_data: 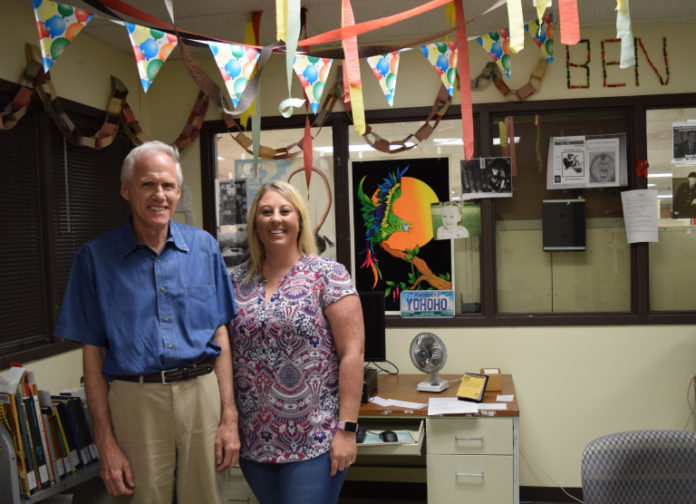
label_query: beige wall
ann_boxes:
[3,0,695,489]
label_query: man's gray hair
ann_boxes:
[121,141,183,186]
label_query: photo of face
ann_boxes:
[441,204,462,231]
[589,152,616,183]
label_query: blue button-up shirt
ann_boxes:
[55,219,236,380]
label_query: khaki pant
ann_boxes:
[108,371,227,504]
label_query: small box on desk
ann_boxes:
[480,368,502,392]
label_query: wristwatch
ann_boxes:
[337,420,359,433]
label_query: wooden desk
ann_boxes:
[355,373,520,504]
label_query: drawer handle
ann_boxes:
[455,472,485,478]
[454,435,484,441]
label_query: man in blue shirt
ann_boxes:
[55,141,238,504]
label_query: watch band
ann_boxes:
[337,420,359,432]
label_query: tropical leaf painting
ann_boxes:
[352,158,452,312]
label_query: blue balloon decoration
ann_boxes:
[537,30,547,43]
[491,42,503,59]
[45,15,66,38]
[420,45,429,57]
[33,0,42,8]
[225,59,241,79]
[126,22,135,34]
[141,78,151,92]
[303,64,318,84]
[209,43,219,57]
[42,57,53,70]
[436,54,449,72]
[140,38,158,60]
[376,57,389,76]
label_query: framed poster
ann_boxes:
[351,157,452,312]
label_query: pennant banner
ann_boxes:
[420,42,458,97]
[208,42,261,107]
[33,0,94,72]
[293,55,333,114]
[475,29,511,79]
[526,12,554,63]
[126,23,178,93]
[365,51,401,107]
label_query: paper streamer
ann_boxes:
[276,0,287,43]
[559,0,580,45]
[526,12,554,62]
[454,0,474,161]
[342,0,365,135]
[475,30,511,79]
[421,42,458,96]
[240,11,262,129]
[616,0,635,68]
[506,0,524,54]
[536,0,547,24]
[126,23,178,93]
[365,51,401,107]
[284,0,301,108]
[207,42,260,107]
[293,55,333,114]
[33,0,94,72]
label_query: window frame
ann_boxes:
[0,79,131,369]
[200,93,696,328]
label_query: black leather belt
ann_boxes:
[114,356,216,384]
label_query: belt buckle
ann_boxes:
[161,368,177,384]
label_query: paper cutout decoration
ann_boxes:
[476,28,512,79]
[208,42,261,107]
[526,12,554,62]
[33,0,94,72]
[292,55,333,114]
[365,51,401,107]
[126,23,178,93]
[420,42,458,97]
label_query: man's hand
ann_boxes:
[215,414,240,471]
[98,438,135,496]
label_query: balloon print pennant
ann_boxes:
[420,42,458,97]
[292,55,333,114]
[208,42,261,108]
[526,12,554,62]
[475,28,512,79]
[365,51,401,107]
[33,0,94,72]
[126,23,178,93]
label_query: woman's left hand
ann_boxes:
[329,430,357,476]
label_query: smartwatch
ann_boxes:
[337,420,359,433]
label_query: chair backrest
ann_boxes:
[581,429,696,504]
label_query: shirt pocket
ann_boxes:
[185,285,216,329]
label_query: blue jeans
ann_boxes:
[239,452,347,504]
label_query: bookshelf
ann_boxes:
[0,423,99,504]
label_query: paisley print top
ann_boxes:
[229,255,357,463]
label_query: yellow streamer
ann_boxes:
[506,0,524,54]
[498,121,507,148]
[240,14,258,129]
[536,0,547,23]
[276,0,287,42]
[445,3,455,42]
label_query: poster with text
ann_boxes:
[351,158,452,312]
[547,134,627,189]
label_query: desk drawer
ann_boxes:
[426,417,512,455]
[427,453,513,504]
[356,419,425,456]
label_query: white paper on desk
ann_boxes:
[621,189,658,243]
[478,403,507,411]
[370,396,427,410]
[496,394,514,402]
[427,397,478,416]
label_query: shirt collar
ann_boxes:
[117,218,190,259]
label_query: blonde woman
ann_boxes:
[229,181,364,504]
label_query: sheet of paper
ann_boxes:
[496,394,514,402]
[427,397,479,416]
[478,403,507,411]
[369,396,427,410]
[621,189,658,243]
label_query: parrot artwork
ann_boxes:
[357,165,412,288]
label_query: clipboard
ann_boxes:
[456,372,489,403]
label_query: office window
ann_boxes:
[491,110,631,313]
[646,107,696,311]
[0,84,131,366]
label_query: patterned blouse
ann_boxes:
[229,255,357,463]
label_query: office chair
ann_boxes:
[581,429,696,504]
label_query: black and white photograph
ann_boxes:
[672,123,696,163]
[671,172,696,218]
[562,151,585,178]
[216,178,247,227]
[460,157,513,199]
[588,152,616,183]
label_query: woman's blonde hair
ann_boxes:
[243,181,317,283]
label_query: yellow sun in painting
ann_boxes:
[384,176,439,251]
